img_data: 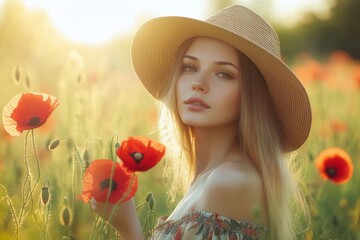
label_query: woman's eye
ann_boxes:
[217,71,233,79]
[182,64,197,72]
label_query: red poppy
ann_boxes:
[315,148,353,184]
[80,159,138,203]
[3,92,59,136]
[116,136,165,172]
[330,120,348,133]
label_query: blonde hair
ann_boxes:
[157,39,309,240]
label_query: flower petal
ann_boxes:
[315,148,353,184]
[81,159,138,203]
[117,136,165,172]
[3,92,59,136]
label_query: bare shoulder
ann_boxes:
[197,161,267,225]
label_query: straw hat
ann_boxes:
[131,5,312,152]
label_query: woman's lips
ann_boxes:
[184,97,210,111]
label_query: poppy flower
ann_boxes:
[3,92,59,136]
[116,136,166,172]
[81,159,138,203]
[315,148,353,184]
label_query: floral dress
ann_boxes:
[150,210,267,240]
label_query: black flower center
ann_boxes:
[325,167,337,177]
[99,178,118,191]
[28,117,41,126]
[130,152,144,164]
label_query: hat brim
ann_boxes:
[131,16,312,152]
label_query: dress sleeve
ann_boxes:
[150,210,267,240]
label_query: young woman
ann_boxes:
[90,5,312,240]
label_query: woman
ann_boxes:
[91,5,312,240]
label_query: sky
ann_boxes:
[0,0,331,45]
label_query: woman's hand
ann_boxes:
[89,198,144,240]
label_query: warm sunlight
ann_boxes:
[5,0,330,44]
[18,0,208,44]
[271,0,330,26]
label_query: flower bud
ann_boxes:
[148,197,155,210]
[60,206,72,226]
[83,150,90,161]
[114,142,120,150]
[25,73,31,89]
[48,139,60,151]
[145,192,153,202]
[12,65,21,84]
[60,197,72,226]
[41,186,50,206]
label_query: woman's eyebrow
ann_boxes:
[183,55,239,71]
[215,61,239,71]
[183,55,198,61]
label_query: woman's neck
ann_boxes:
[193,124,241,177]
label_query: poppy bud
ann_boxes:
[60,197,72,226]
[83,150,90,162]
[25,73,31,89]
[12,65,21,84]
[145,192,153,202]
[83,151,90,169]
[77,73,82,84]
[148,197,155,210]
[60,206,72,226]
[41,186,50,206]
[48,139,60,151]
[114,142,120,150]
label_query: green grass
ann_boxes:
[0,53,360,239]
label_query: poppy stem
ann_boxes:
[106,173,137,226]
[148,210,156,236]
[110,133,120,160]
[19,130,42,234]
[52,137,85,174]
[17,130,34,238]
[89,159,120,240]
[30,129,41,199]
[0,184,19,239]
[136,201,147,211]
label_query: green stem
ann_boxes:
[17,130,42,239]
[108,173,136,224]
[0,184,19,239]
[56,137,84,174]
[17,130,34,239]
[70,151,76,239]
[136,201,147,211]
[110,133,119,161]
[89,159,119,240]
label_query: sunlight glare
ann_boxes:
[20,0,207,45]
[15,0,331,44]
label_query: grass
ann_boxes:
[0,45,359,239]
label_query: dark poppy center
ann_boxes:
[325,167,337,177]
[130,152,144,164]
[99,178,118,191]
[28,117,41,126]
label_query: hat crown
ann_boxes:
[206,5,281,58]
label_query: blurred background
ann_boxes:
[0,0,360,239]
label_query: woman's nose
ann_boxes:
[192,81,208,93]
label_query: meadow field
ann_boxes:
[0,2,360,240]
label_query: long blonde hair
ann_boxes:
[157,38,309,240]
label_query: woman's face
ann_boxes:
[176,37,241,128]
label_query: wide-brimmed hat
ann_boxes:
[131,5,312,152]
